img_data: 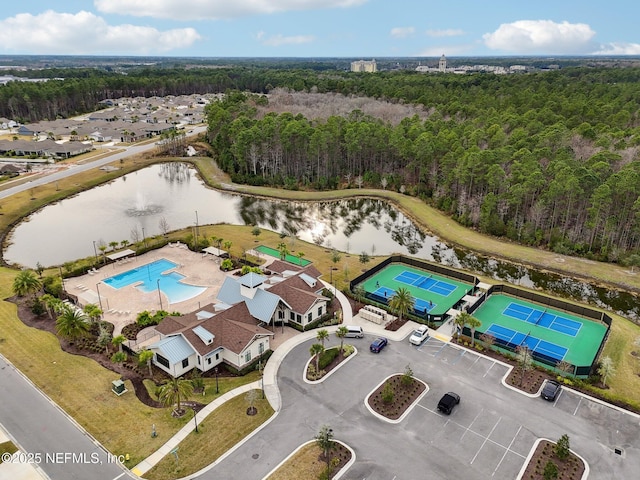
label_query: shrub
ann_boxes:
[555,434,570,460]
[111,351,127,363]
[342,344,355,357]
[318,347,339,370]
[543,460,558,480]
[382,382,394,405]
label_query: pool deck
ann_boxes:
[67,243,232,336]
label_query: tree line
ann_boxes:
[2,64,640,263]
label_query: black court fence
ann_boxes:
[350,255,479,324]
[349,254,479,291]
[464,283,612,377]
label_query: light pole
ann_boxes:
[215,367,219,394]
[258,360,264,399]
[95,282,104,313]
[92,240,98,262]
[157,278,162,310]
[142,227,146,248]
[192,407,198,433]
[194,210,199,250]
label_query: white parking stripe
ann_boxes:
[573,396,583,415]
[492,425,523,477]
[470,418,502,464]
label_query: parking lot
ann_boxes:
[208,334,640,480]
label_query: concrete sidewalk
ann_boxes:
[131,279,427,477]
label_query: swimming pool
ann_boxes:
[103,259,206,304]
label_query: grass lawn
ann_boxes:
[144,392,274,480]
[265,443,326,480]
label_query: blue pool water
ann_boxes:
[103,259,206,304]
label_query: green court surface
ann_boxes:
[255,245,311,266]
[358,263,472,316]
[473,294,607,368]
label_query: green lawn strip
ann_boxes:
[266,443,325,480]
[0,265,260,467]
[0,441,19,463]
[143,392,274,480]
[144,371,261,405]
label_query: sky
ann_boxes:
[0,0,638,58]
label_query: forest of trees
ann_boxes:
[2,64,640,264]
[204,71,640,264]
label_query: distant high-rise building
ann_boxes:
[351,59,377,73]
[439,54,447,72]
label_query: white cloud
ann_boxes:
[426,29,465,38]
[95,0,368,20]
[390,27,415,39]
[0,10,201,54]
[483,20,595,54]
[592,42,640,55]
[257,33,315,47]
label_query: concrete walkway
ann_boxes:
[131,280,421,477]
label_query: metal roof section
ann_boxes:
[192,325,215,345]
[196,310,215,320]
[217,277,244,305]
[150,335,194,364]
[299,272,317,288]
[239,272,266,288]
[245,289,282,323]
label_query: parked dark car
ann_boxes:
[541,380,562,401]
[369,337,388,353]
[437,392,460,415]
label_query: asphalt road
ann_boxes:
[0,355,134,480]
[0,126,207,201]
[203,335,640,480]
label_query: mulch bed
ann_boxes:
[385,317,408,331]
[319,441,352,478]
[520,440,585,480]
[367,374,426,420]
[307,348,350,380]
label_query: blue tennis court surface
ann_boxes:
[394,270,456,297]
[503,302,581,337]
[372,287,436,313]
[485,324,567,362]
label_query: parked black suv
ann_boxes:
[437,392,460,415]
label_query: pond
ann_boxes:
[3,162,639,321]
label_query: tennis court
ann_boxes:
[484,324,568,362]
[359,263,471,317]
[473,294,607,370]
[502,302,582,336]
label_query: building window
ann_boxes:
[182,358,189,369]
[317,306,323,316]
[156,353,170,369]
[278,310,284,319]
[307,312,312,323]
[207,357,212,365]
[245,351,252,363]
[259,342,264,354]
[296,314,302,323]
[197,356,201,365]
[216,353,219,360]
[290,311,295,320]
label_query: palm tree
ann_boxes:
[316,329,329,348]
[388,287,414,323]
[55,306,90,340]
[157,376,194,415]
[277,242,289,260]
[108,241,119,252]
[120,239,130,249]
[112,334,126,353]
[310,343,324,372]
[336,326,348,353]
[454,312,472,339]
[83,303,102,323]
[97,324,112,355]
[296,251,305,265]
[40,294,64,320]
[13,270,42,299]
[138,350,155,377]
[466,315,482,346]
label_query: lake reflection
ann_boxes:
[3,163,446,268]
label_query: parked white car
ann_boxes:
[409,325,430,345]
